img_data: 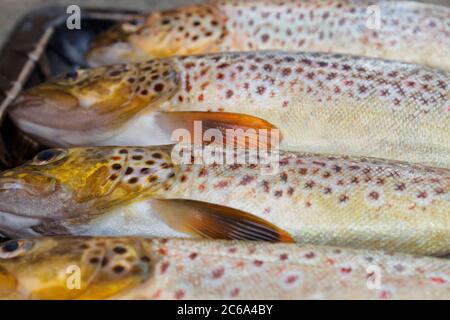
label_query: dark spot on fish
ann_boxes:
[112,163,122,170]
[109,174,118,181]
[125,167,134,175]
[141,168,150,174]
[141,256,150,262]
[128,177,139,184]
[152,153,162,159]
[119,149,128,154]
[153,83,164,92]
[113,246,127,254]
[109,70,122,77]
[89,257,100,264]
[132,155,143,160]
[146,160,155,165]
[101,257,109,267]
[113,265,125,274]
[161,19,171,25]
[148,175,158,183]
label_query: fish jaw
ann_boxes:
[9,61,180,147]
[0,237,153,299]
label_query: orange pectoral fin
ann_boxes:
[152,199,294,243]
[155,111,282,149]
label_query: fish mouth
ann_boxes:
[0,175,73,237]
[9,89,80,130]
[0,175,57,198]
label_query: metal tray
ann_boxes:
[0,5,139,241]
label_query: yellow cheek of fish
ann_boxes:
[0,266,18,297]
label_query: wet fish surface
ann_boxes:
[0,146,448,256]
[0,237,449,299]
[86,0,450,70]
[10,51,450,168]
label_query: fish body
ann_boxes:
[86,0,450,70]
[0,146,448,256]
[11,51,450,168]
[0,237,449,299]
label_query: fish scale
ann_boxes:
[0,146,448,256]
[164,148,450,255]
[86,0,450,70]
[11,51,449,168]
[0,237,449,299]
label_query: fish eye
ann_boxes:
[64,70,78,81]
[0,240,34,259]
[32,149,67,165]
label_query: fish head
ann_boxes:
[0,146,178,237]
[0,237,153,299]
[87,4,227,65]
[9,62,179,146]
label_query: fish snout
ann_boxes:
[9,88,80,131]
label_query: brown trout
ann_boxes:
[0,236,449,299]
[86,0,450,70]
[0,146,448,256]
[10,51,450,168]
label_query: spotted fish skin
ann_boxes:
[164,148,450,256]
[0,146,448,256]
[0,237,449,299]
[11,52,450,168]
[86,0,450,70]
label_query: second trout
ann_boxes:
[0,146,448,256]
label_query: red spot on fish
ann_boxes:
[225,89,234,98]
[160,261,170,274]
[280,253,288,261]
[379,290,390,300]
[417,191,428,199]
[368,191,380,200]
[262,180,270,193]
[256,86,266,95]
[339,194,349,203]
[253,260,263,267]
[214,180,229,188]
[198,168,208,177]
[305,252,315,259]
[340,267,352,274]
[159,248,167,255]
[239,175,254,186]
[230,288,240,297]
[286,275,298,284]
[430,277,446,284]
[212,267,225,279]
[287,187,294,196]
[198,93,204,101]
[174,290,185,299]
[111,156,121,161]
[189,252,198,260]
